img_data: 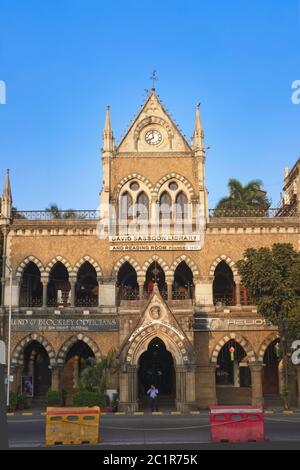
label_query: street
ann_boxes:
[7,412,300,449]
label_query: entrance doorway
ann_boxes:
[138,337,175,409]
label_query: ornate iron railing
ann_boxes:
[12,210,100,220]
[209,207,297,218]
[75,297,98,307]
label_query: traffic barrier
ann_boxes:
[46,407,100,446]
[210,406,264,443]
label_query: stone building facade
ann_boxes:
[1,90,300,410]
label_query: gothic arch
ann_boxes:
[170,255,199,279]
[45,256,74,276]
[142,255,171,277]
[209,255,238,278]
[16,256,45,278]
[211,333,256,364]
[154,173,196,198]
[57,334,102,365]
[11,334,56,367]
[115,173,154,197]
[112,256,143,280]
[73,256,103,278]
[124,323,194,366]
[257,333,280,363]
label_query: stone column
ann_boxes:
[69,277,76,308]
[250,364,264,406]
[97,277,102,307]
[194,277,213,306]
[235,276,241,306]
[175,366,187,411]
[196,364,217,408]
[119,365,138,412]
[137,276,145,301]
[166,277,173,301]
[51,366,62,392]
[41,277,48,308]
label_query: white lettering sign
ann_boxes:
[0,340,6,365]
[291,340,300,366]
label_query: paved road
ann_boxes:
[6,412,300,448]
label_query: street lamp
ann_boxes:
[3,262,12,407]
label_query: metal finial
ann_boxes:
[150,70,158,90]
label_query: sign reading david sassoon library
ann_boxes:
[12,318,119,332]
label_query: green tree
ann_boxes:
[45,204,77,219]
[215,179,271,216]
[79,349,116,395]
[237,243,300,408]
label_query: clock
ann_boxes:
[145,129,162,145]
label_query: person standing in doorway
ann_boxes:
[147,384,159,412]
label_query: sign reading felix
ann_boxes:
[12,318,119,332]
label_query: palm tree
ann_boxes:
[215,179,271,216]
[45,204,77,219]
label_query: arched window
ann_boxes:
[20,262,43,307]
[144,262,167,298]
[120,192,133,220]
[75,262,98,307]
[136,191,149,220]
[175,192,188,219]
[47,262,70,307]
[117,262,139,301]
[173,261,194,300]
[159,191,172,220]
[213,261,236,306]
[23,341,51,398]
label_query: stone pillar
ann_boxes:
[51,366,62,392]
[194,277,213,306]
[235,276,241,306]
[196,364,217,408]
[250,364,264,406]
[175,366,187,411]
[69,277,76,308]
[41,278,48,308]
[137,276,145,301]
[166,278,173,301]
[119,365,138,412]
[97,277,102,307]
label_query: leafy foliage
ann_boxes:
[72,390,105,407]
[215,179,271,214]
[79,349,116,395]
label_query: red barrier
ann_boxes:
[210,406,265,443]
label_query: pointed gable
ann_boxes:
[117,92,192,154]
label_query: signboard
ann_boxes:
[12,318,119,332]
[194,317,276,331]
[110,235,202,242]
[21,376,33,398]
[110,244,202,252]
[0,340,5,365]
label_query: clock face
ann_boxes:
[145,129,162,146]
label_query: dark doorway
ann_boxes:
[138,338,175,408]
[23,341,51,398]
[213,261,235,305]
[144,263,167,298]
[263,340,280,396]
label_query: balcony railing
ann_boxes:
[12,210,100,220]
[209,207,297,218]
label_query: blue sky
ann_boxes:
[0,0,299,210]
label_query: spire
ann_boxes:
[102,105,114,153]
[193,103,204,154]
[1,169,12,218]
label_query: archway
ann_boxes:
[173,261,194,300]
[47,261,70,307]
[75,262,98,307]
[144,262,167,298]
[19,262,43,307]
[23,341,51,399]
[213,261,236,306]
[138,337,175,409]
[216,339,252,405]
[61,340,95,403]
[263,340,280,398]
[117,261,139,301]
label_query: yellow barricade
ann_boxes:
[46,407,100,446]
